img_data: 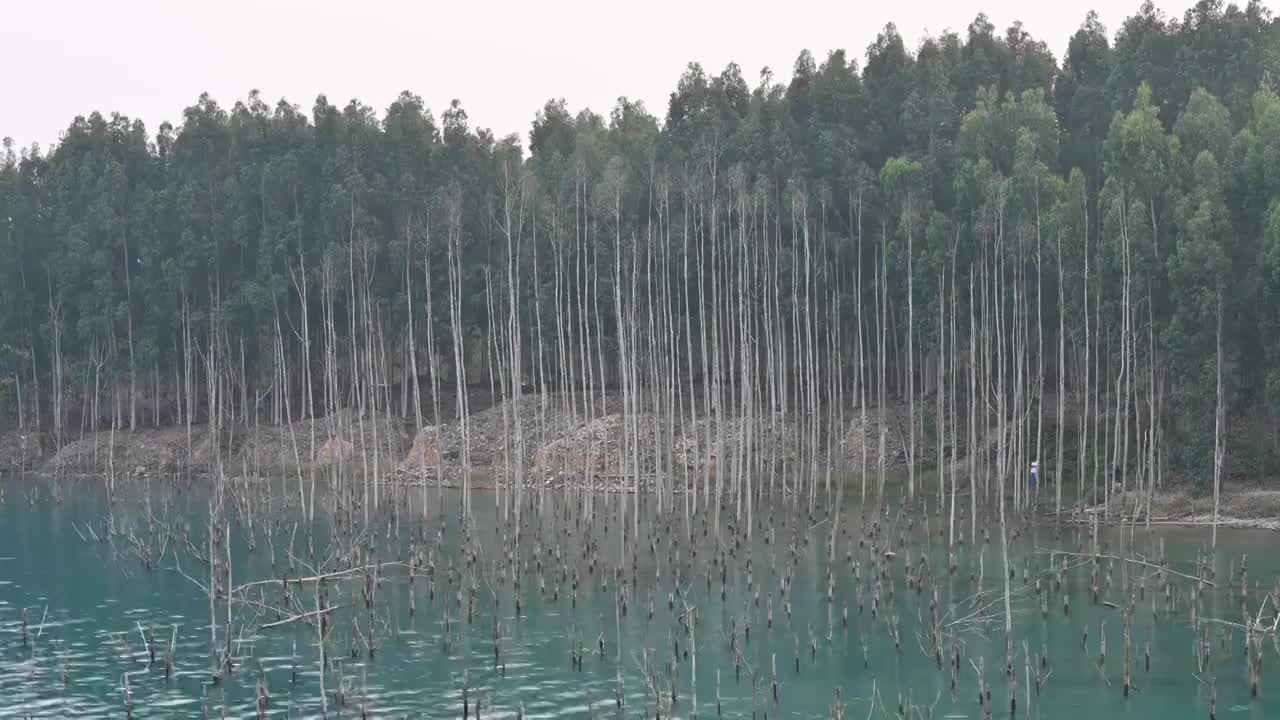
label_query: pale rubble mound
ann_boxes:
[532,413,630,478]
[19,393,915,484]
[46,426,192,475]
[840,413,908,470]
[233,408,410,473]
[401,424,460,471]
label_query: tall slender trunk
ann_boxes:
[906,202,915,501]
[122,231,138,432]
[423,229,445,510]
[1079,200,1091,509]
[445,191,471,515]
[1034,188,1044,511]
[853,188,867,504]
[1212,292,1224,549]
[877,223,888,505]
[937,273,948,540]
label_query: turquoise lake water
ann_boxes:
[0,474,1276,719]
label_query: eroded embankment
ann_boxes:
[1,395,910,482]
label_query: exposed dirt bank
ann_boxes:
[1,394,910,480]
[1048,488,1280,532]
[2,394,1275,531]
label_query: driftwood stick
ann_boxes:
[233,561,409,594]
[261,605,345,631]
[35,606,48,642]
[1035,549,1213,588]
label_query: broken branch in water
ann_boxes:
[260,605,346,631]
[1035,548,1213,588]
[232,561,409,594]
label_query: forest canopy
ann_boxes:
[3,0,1280,497]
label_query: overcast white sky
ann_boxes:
[2,1,1196,152]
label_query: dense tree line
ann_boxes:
[3,1,1280,512]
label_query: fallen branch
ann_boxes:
[232,561,408,594]
[1034,548,1213,588]
[261,604,346,631]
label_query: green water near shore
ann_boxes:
[0,473,1276,719]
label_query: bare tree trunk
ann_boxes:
[1079,200,1091,509]
[445,191,472,516]
[681,184,699,519]
[531,205,549,512]
[906,199,916,501]
[994,211,1007,524]
[122,231,138,432]
[423,228,445,511]
[1152,297,1162,527]
[1212,292,1224,549]
[1094,280,1104,507]
[877,224,888,506]
[1115,194,1133,516]
[502,161,526,528]
[937,273,948,545]
[696,192,713,512]
[406,220,423,435]
[275,297,305,514]
[853,187,868,504]
[48,273,64,451]
[1034,189,1044,512]
[485,269,508,516]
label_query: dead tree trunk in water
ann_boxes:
[968,268,978,545]
[445,191,472,516]
[502,159,526,527]
[1079,200,1091,510]
[1029,188,1039,507]
[422,228,445,512]
[852,186,868,505]
[906,198,916,501]
[877,223,888,506]
[47,274,65,450]
[936,273,947,537]
[121,230,138,432]
[1212,292,1224,550]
